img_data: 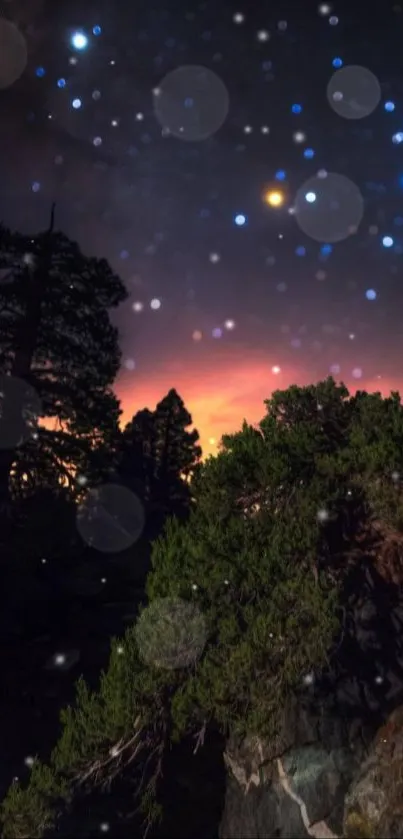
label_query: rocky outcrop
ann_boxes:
[220,566,403,839]
[219,701,371,839]
[220,703,403,839]
[343,705,403,838]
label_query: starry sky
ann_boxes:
[2,0,403,457]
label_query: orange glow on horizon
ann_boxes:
[37,355,403,463]
[117,353,403,461]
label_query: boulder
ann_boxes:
[343,705,403,838]
[219,701,369,839]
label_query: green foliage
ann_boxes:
[1,762,68,839]
[4,378,403,837]
[148,497,339,740]
[135,597,207,670]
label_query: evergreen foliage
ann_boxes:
[119,388,201,523]
[0,208,127,513]
[3,377,403,836]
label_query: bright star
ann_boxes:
[264,190,284,207]
[71,31,88,50]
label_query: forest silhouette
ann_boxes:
[1,213,403,838]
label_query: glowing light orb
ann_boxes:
[303,148,315,159]
[150,298,161,309]
[212,327,222,338]
[382,235,394,247]
[329,16,339,25]
[275,169,286,181]
[72,98,82,109]
[305,191,316,202]
[264,190,284,207]
[392,132,403,144]
[234,213,247,226]
[293,131,306,143]
[384,101,395,112]
[35,66,45,78]
[295,246,306,256]
[272,365,281,374]
[224,319,235,330]
[291,103,302,114]
[366,289,377,300]
[332,57,343,68]
[55,654,66,666]
[93,25,102,36]
[57,78,66,88]
[71,32,88,50]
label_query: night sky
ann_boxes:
[2,0,403,457]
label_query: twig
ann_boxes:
[193,719,207,755]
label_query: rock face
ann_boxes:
[220,703,403,839]
[219,700,371,839]
[220,568,403,839]
[343,705,403,839]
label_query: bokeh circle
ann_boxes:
[153,64,229,141]
[0,375,42,449]
[294,172,364,243]
[76,483,145,553]
[0,20,27,89]
[327,65,381,120]
[135,597,207,669]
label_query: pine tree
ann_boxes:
[119,408,159,504]
[5,379,403,838]
[119,390,201,523]
[0,206,127,517]
[152,388,201,518]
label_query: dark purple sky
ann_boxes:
[1,0,403,455]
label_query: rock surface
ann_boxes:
[343,704,403,838]
[220,704,403,839]
[219,700,369,839]
[219,573,403,839]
